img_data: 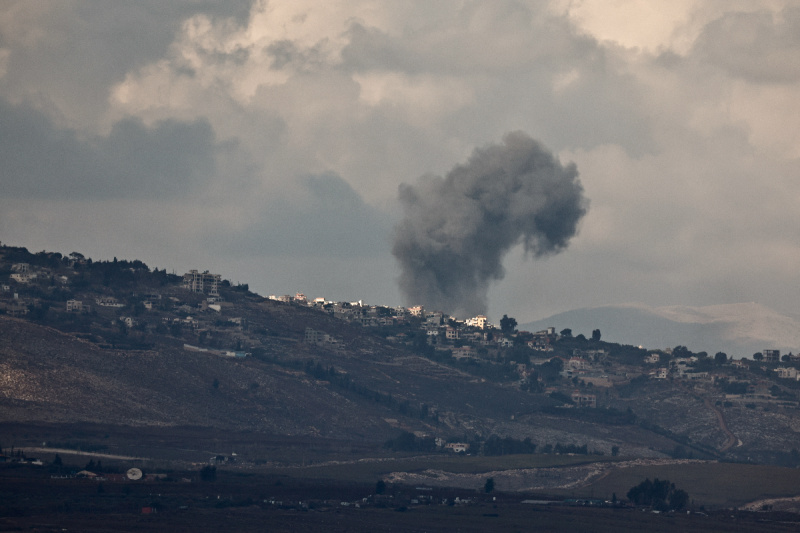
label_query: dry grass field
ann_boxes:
[572,461,800,508]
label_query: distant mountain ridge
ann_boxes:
[520,302,800,358]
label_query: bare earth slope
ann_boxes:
[0,316,399,439]
[0,315,692,457]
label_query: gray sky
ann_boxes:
[2,0,800,323]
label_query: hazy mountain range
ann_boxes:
[521,302,800,359]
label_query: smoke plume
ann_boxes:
[392,131,587,318]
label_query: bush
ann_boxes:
[723,381,748,395]
[627,478,689,511]
[482,435,537,456]
[383,431,436,452]
[200,465,217,482]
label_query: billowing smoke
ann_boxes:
[392,131,587,318]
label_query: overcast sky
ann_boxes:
[2,1,799,323]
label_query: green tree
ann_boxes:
[200,465,217,482]
[591,329,601,342]
[375,479,387,495]
[723,381,748,394]
[714,352,727,365]
[669,489,689,511]
[560,328,572,338]
[484,477,495,493]
[169,322,183,337]
[500,315,517,335]
[753,352,763,361]
[627,477,689,511]
[673,345,692,358]
[538,358,564,383]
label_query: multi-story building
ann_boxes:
[182,270,221,296]
[465,315,488,329]
[571,392,597,408]
[66,299,84,312]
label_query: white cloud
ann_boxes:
[553,0,698,52]
[554,0,795,54]
[2,0,800,321]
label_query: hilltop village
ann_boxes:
[287,293,800,414]
[4,243,800,420]
[7,242,800,464]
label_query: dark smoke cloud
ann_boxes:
[392,131,588,317]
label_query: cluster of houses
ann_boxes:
[0,290,31,317]
[1,261,253,359]
[557,350,608,380]
[281,290,800,410]
[8,254,800,410]
[765,350,800,381]
[645,349,800,383]
[646,354,711,381]
[282,293,562,356]
[1,262,53,316]
[288,294,608,408]
[7,262,69,286]
[304,327,345,350]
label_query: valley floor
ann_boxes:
[1,466,800,533]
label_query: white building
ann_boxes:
[645,353,660,364]
[465,315,489,329]
[775,367,799,380]
[96,296,124,308]
[10,272,36,283]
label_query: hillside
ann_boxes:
[2,244,800,469]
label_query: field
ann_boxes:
[268,453,614,481]
[2,464,800,533]
[574,461,800,508]
[7,422,800,512]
